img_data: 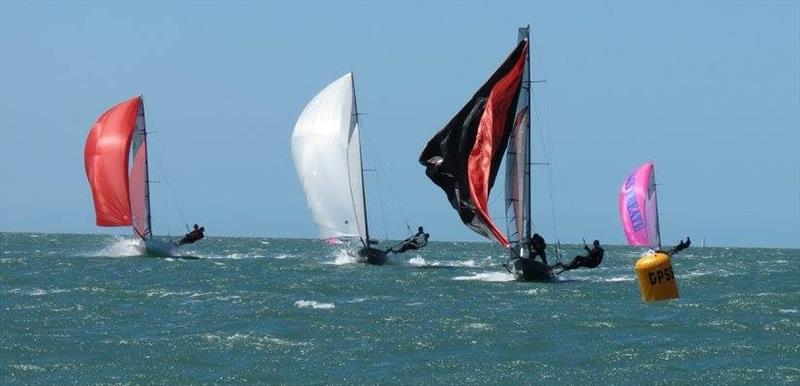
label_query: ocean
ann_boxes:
[1,232,798,384]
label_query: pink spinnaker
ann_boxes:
[619,161,661,250]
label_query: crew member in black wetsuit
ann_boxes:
[670,236,691,254]
[179,224,205,245]
[555,239,604,272]
[529,233,548,265]
[388,226,430,254]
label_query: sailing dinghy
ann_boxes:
[420,27,554,281]
[291,73,394,265]
[84,96,194,257]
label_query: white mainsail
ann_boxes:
[291,73,369,244]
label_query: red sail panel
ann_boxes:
[129,140,150,238]
[466,43,528,247]
[84,96,142,227]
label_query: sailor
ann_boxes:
[670,236,691,254]
[529,233,547,265]
[555,239,604,272]
[179,224,205,245]
[389,226,430,253]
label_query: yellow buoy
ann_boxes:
[635,250,679,302]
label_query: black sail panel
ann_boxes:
[419,40,529,246]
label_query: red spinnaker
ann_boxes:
[84,96,141,227]
[466,43,528,247]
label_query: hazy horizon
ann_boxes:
[2,1,798,249]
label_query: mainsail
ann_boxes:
[619,161,661,250]
[84,96,152,240]
[505,27,533,256]
[420,39,529,247]
[291,73,370,246]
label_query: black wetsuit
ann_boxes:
[670,237,691,254]
[530,233,548,265]
[561,244,604,270]
[179,229,204,245]
[393,233,429,253]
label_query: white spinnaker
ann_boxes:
[645,166,661,250]
[291,73,368,243]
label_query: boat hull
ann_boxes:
[360,247,388,265]
[142,239,180,257]
[513,258,555,282]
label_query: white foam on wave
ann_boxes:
[453,272,515,282]
[94,237,144,257]
[273,254,289,259]
[682,268,736,279]
[522,288,547,295]
[407,256,477,268]
[9,288,71,296]
[294,300,335,309]
[206,252,264,260]
[202,333,309,347]
[465,322,492,330]
[604,276,635,282]
[779,309,798,314]
[327,249,359,265]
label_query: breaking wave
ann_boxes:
[328,249,359,265]
[94,237,144,257]
[407,256,477,268]
[452,272,515,282]
[294,300,335,309]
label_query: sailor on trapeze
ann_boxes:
[387,226,429,253]
[178,224,205,245]
[554,239,605,273]
[669,236,691,254]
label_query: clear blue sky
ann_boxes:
[1,1,798,248]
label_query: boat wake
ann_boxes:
[327,249,360,265]
[406,256,478,268]
[452,271,515,282]
[94,236,144,257]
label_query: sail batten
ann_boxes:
[292,73,369,243]
[421,39,529,247]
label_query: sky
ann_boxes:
[1,1,798,248]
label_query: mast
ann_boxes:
[520,25,532,249]
[351,73,370,249]
[140,96,153,240]
[652,166,662,250]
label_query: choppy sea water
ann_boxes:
[1,232,798,384]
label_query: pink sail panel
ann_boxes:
[84,96,142,227]
[129,140,150,238]
[619,161,661,249]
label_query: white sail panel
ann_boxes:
[645,167,661,250]
[291,73,367,242]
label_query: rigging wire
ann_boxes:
[150,136,190,235]
[531,26,565,261]
[359,114,413,238]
